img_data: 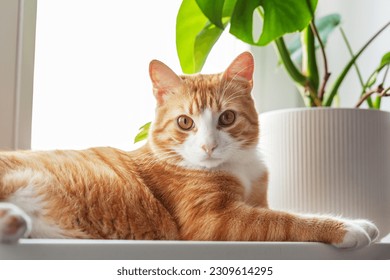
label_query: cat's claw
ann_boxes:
[0,203,31,244]
[334,219,379,249]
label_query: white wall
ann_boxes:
[0,0,36,150]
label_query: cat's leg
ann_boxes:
[260,210,379,249]
[290,213,379,248]
[179,201,379,249]
[237,173,378,248]
[0,202,31,243]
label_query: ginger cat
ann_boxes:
[0,52,378,248]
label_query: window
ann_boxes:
[32,0,247,150]
[0,0,36,150]
[3,0,388,151]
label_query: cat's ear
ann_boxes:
[149,60,183,104]
[223,52,254,86]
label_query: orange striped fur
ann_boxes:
[0,52,378,248]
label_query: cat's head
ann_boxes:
[148,52,259,169]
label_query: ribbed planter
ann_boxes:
[259,108,390,238]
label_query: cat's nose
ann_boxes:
[201,144,218,156]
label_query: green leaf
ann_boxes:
[229,0,261,44]
[378,51,390,70]
[366,52,390,87]
[367,72,378,87]
[134,122,151,143]
[176,0,225,73]
[176,0,237,74]
[176,0,210,73]
[230,0,318,46]
[196,0,225,29]
[260,0,318,45]
[194,22,225,72]
[286,13,341,66]
[222,0,238,17]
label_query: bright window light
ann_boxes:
[32,0,247,150]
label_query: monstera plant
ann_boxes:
[176,0,389,107]
[135,0,389,142]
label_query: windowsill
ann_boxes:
[1,239,389,260]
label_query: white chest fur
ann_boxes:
[218,148,267,198]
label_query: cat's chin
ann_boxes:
[179,157,225,170]
[199,158,224,169]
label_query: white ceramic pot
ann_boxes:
[259,108,390,238]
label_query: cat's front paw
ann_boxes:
[333,219,379,249]
[0,203,31,244]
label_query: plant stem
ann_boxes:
[302,24,319,92]
[382,64,389,85]
[355,89,378,108]
[339,27,374,108]
[324,21,390,106]
[304,0,329,102]
[374,96,382,109]
[258,5,320,107]
[274,37,322,106]
[355,85,390,108]
[375,85,390,109]
[383,86,390,95]
[273,38,305,84]
[339,27,365,87]
[255,8,306,87]
[309,21,330,102]
[375,65,390,108]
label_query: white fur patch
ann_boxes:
[217,148,267,198]
[334,219,379,249]
[3,170,67,238]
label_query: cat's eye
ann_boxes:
[218,110,236,127]
[177,115,194,130]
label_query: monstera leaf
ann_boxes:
[176,0,318,74]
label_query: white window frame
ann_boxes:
[0,0,36,150]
